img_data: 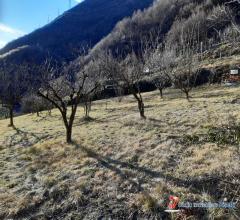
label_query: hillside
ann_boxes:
[1,0,239,74]
[0,86,239,219]
[91,0,240,64]
[0,0,154,62]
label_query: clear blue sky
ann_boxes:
[0,0,84,48]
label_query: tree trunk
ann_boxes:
[159,88,163,99]
[66,104,78,144]
[133,91,146,119]
[62,112,73,144]
[66,126,72,143]
[138,100,146,119]
[9,107,14,127]
[37,111,40,117]
[84,102,89,118]
[105,101,108,110]
[185,90,190,101]
[84,101,92,118]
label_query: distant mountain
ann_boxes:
[0,45,55,64]
[0,0,154,62]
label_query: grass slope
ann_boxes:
[0,85,239,219]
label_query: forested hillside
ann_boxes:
[91,0,240,57]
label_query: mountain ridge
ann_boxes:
[0,0,154,62]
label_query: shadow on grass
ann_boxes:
[6,126,49,147]
[78,115,125,126]
[32,113,61,122]
[72,142,226,199]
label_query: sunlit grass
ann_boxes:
[0,85,239,219]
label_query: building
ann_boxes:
[222,66,240,84]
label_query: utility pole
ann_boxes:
[69,0,72,9]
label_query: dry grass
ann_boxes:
[0,85,239,219]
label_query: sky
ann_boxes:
[0,0,84,49]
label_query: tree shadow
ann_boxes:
[72,142,225,199]
[6,126,48,147]
[32,114,62,123]
[77,115,125,126]
[78,116,95,125]
[77,117,109,126]
[73,141,143,191]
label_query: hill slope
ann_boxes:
[0,86,239,219]
[0,0,154,61]
[91,0,240,57]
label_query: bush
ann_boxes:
[182,124,240,154]
[207,125,240,146]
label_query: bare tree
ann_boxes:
[171,46,200,101]
[152,75,171,99]
[21,94,41,116]
[123,54,146,118]
[100,51,147,118]
[0,62,29,127]
[83,97,92,119]
[37,56,101,143]
[225,0,240,33]
[147,46,174,99]
[81,59,102,119]
[172,61,199,101]
[21,93,53,116]
[170,23,201,101]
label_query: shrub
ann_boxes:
[135,193,158,212]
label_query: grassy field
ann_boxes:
[0,85,239,219]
